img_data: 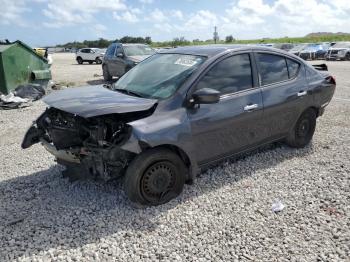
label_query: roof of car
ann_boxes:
[158,45,283,57]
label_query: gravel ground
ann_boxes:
[0,61,349,261]
[50,53,104,87]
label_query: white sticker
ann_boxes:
[174,56,198,67]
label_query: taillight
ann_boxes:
[326,76,336,85]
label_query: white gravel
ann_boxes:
[0,61,349,261]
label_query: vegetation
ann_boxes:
[56,33,350,49]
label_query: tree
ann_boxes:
[225,35,235,43]
[172,37,190,47]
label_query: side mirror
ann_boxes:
[116,53,124,58]
[191,88,220,105]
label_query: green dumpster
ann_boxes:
[0,40,52,95]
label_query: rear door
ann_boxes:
[255,52,310,140]
[188,52,265,165]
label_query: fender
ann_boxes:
[121,107,199,178]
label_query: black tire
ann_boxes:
[77,57,83,64]
[102,65,112,81]
[124,148,186,206]
[95,57,102,64]
[346,52,350,61]
[286,108,317,148]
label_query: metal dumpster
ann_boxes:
[0,40,52,95]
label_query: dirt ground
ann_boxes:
[51,53,105,87]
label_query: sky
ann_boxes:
[0,0,350,47]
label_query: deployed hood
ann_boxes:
[43,85,157,118]
[128,55,150,63]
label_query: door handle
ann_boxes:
[244,104,258,111]
[297,91,307,97]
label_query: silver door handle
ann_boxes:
[297,91,307,97]
[244,104,258,111]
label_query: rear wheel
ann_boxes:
[124,148,186,206]
[77,57,83,64]
[286,108,316,148]
[346,52,350,61]
[102,65,112,81]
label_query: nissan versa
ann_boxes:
[22,45,336,206]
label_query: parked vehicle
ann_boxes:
[326,42,350,60]
[272,43,294,51]
[299,43,330,60]
[76,48,105,64]
[102,43,155,80]
[289,44,308,56]
[22,45,336,206]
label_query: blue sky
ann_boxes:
[0,0,350,47]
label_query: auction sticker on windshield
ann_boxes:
[174,56,200,67]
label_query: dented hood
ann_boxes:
[43,85,157,118]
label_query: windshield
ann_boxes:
[303,44,323,51]
[124,45,155,56]
[332,42,350,48]
[290,44,307,52]
[114,53,206,99]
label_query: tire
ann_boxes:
[346,52,350,61]
[102,65,112,81]
[95,57,102,64]
[77,57,83,64]
[124,148,186,206]
[286,108,317,148]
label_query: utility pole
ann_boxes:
[213,26,219,44]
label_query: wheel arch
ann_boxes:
[136,142,195,183]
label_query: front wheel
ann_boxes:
[95,57,102,64]
[124,148,186,206]
[77,57,83,64]
[285,108,316,148]
[346,52,350,61]
[102,65,112,81]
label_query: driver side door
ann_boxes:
[187,53,264,166]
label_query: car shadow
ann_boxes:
[0,142,314,260]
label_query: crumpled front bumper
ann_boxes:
[40,138,80,163]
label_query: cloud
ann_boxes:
[42,0,126,27]
[0,0,29,26]
[185,10,218,30]
[220,0,350,39]
[139,0,154,4]
[113,8,142,23]
[150,8,168,22]
[172,10,183,20]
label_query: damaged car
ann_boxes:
[326,42,350,60]
[22,45,336,206]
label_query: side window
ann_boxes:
[196,54,253,94]
[116,46,123,56]
[80,49,86,53]
[257,53,289,85]
[106,45,116,57]
[286,58,300,79]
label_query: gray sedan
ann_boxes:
[22,45,336,206]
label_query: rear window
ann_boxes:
[257,53,289,85]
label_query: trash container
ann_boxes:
[0,40,52,95]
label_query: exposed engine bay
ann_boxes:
[22,107,154,181]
